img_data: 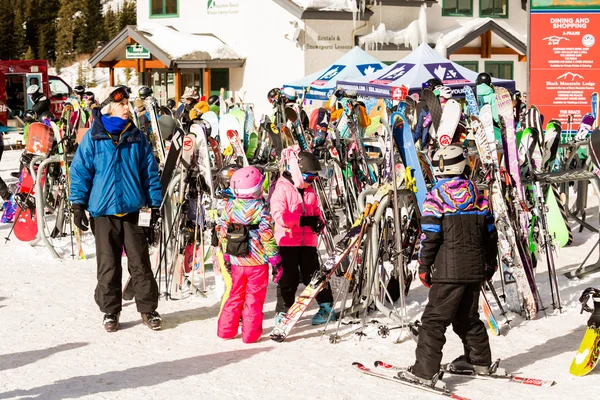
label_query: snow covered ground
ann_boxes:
[1,147,600,399]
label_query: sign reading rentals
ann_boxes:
[126,45,151,59]
[529,1,600,128]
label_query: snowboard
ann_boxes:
[190,123,215,199]
[545,184,573,247]
[226,129,249,166]
[26,123,54,155]
[219,114,241,152]
[422,89,442,139]
[463,86,479,117]
[571,327,600,376]
[437,99,461,147]
[13,167,37,242]
[200,111,219,139]
[392,112,427,211]
[229,108,246,147]
[160,128,184,194]
[245,132,258,160]
[592,92,598,129]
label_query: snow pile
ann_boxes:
[432,18,527,57]
[50,60,138,93]
[102,0,125,12]
[359,4,427,51]
[292,0,360,11]
[137,23,243,60]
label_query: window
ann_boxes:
[455,61,479,73]
[442,0,473,16]
[150,0,178,17]
[49,77,70,97]
[484,61,513,80]
[210,69,229,96]
[480,0,508,18]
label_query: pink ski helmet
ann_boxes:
[230,166,265,199]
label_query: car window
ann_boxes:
[49,78,70,97]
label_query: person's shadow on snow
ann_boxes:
[0,342,88,372]
[0,347,273,400]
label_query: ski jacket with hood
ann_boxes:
[418,177,498,283]
[218,198,280,267]
[269,172,324,247]
[69,108,162,217]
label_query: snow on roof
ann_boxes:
[136,23,243,61]
[430,18,527,56]
[290,0,361,11]
[358,5,428,50]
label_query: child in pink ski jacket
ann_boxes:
[217,166,281,343]
[270,148,336,326]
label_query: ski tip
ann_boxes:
[352,362,367,370]
[269,334,286,343]
[374,361,383,367]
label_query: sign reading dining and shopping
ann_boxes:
[529,12,599,127]
[125,45,151,59]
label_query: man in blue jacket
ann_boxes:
[69,86,163,332]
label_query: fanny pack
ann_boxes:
[225,223,260,256]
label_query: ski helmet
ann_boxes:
[423,78,443,91]
[74,85,85,96]
[513,90,522,100]
[207,95,220,106]
[230,166,265,199]
[476,72,492,86]
[267,88,280,104]
[23,110,37,123]
[167,98,176,109]
[297,151,321,174]
[438,86,452,99]
[217,164,242,190]
[138,86,153,99]
[432,144,468,177]
[158,115,177,139]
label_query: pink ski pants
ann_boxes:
[217,264,269,343]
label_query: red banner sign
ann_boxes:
[529,12,599,128]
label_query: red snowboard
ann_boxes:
[12,168,39,242]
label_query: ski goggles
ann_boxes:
[302,172,319,183]
[109,86,131,103]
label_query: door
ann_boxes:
[25,73,42,110]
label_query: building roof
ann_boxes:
[89,24,246,69]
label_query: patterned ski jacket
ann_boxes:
[418,177,498,283]
[69,108,162,217]
[218,198,281,267]
[270,173,324,247]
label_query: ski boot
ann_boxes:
[400,367,446,390]
[141,311,162,331]
[103,313,120,333]
[447,355,503,376]
[579,287,600,328]
[274,312,285,325]
[311,302,336,325]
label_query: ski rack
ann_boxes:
[30,154,62,259]
[332,186,417,340]
[526,145,600,279]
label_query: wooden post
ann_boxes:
[174,69,181,100]
[203,68,211,99]
[109,67,115,86]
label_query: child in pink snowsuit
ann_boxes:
[217,166,281,343]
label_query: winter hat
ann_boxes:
[189,101,209,120]
[181,87,199,100]
[133,98,145,112]
[100,86,131,115]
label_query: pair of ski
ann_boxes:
[353,360,555,399]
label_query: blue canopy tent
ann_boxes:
[337,43,515,99]
[283,46,387,101]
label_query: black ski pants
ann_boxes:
[93,213,158,314]
[413,282,491,379]
[275,246,333,313]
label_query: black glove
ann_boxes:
[314,218,325,234]
[485,263,498,282]
[143,208,161,246]
[150,207,161,227]
[300,216,320,232]
[72,204,89,232]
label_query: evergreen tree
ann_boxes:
[56,0,77,69]
[24,46,35,60]
[0,0,18,59]
[104,8,119,40]
[13,0,26,59]
[77,0,104,54]
[118,0,137,31]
